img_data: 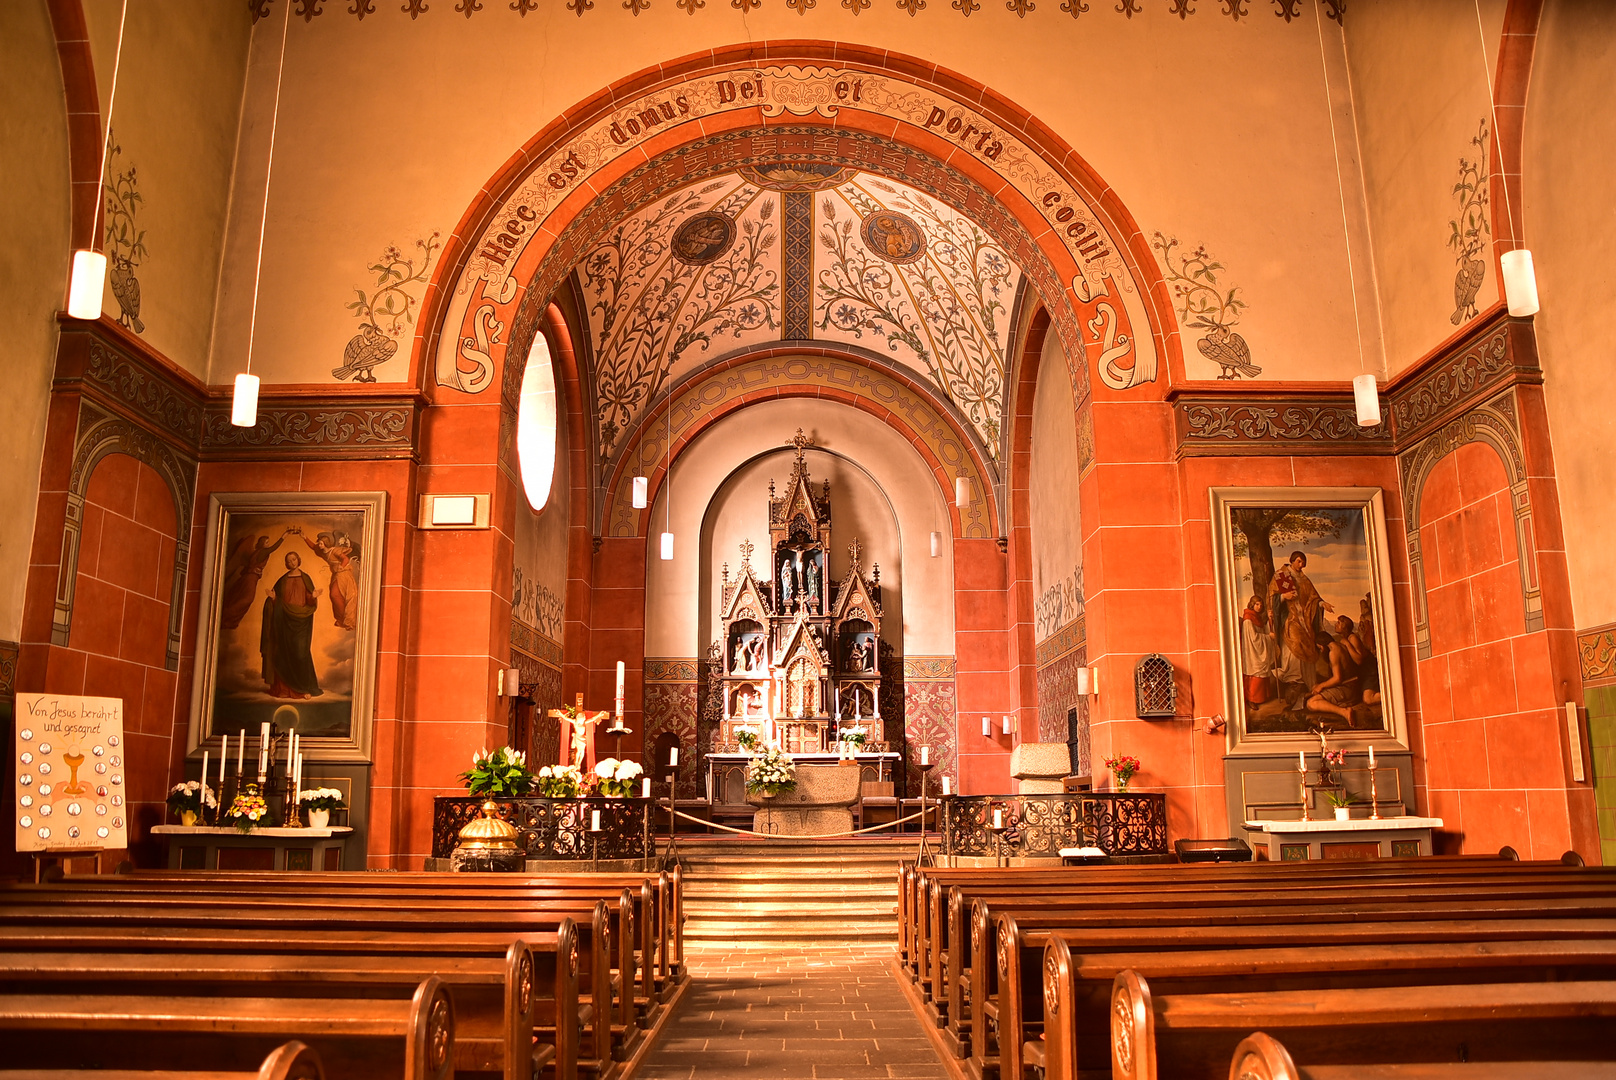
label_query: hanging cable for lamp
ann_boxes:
[1473,0,1538,317]
[1311,1,1381,428]
[66,0,129,320]
[233,0,293,428]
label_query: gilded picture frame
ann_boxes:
[1210,487,1408,755]
[187,491,386,762]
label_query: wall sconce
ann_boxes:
[981,715,991,738]
[496,668,520,697]
[1001,715,1015,736]
[1076,666,1098,697]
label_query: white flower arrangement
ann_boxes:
[745,746,797,796]
[594,757,644,797]
[536,764,584,798]
[296,786,346,811]
[166,780,218,815]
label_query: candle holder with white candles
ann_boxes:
[916,745,936,867]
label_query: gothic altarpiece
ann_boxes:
[699,433,899,764]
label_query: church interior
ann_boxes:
[3,0,1616,1076]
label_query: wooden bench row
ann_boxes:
[892,855,1616,1080]
[0,870,686,1080]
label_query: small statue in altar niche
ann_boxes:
[779,555,795,607]
[804,555,822,612]
[746,636,766,673]
[848,638,867,673]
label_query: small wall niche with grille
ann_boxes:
[1134,654,1176,718]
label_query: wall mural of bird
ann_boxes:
[109,253,144,335]
[333,323,399,383]
[1197,325,1259,380]
[1450,256,1486,326]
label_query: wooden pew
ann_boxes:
[1226,1031,1616,1080]
[1109,970,1616,1080]
[1038,935,1616,1080]
[0,1040,324,1080]
[0,937,565,1080]
[0,894,615,1077]
[0,975,454,1080]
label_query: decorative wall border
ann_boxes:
[0,640,17,703]
[200,397,422,460]
[511,619,563,670]
[645,658,701,683]
[1577,623,1616,687]
[902,655,956,680]
[1035,615,1086,668]
[1168,310,1538,459]
[1398,387,1541,659]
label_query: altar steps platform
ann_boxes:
[674,837,914,943]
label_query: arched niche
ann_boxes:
[644,396,953,662]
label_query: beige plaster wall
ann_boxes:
[1346,0,1506,373]
[1029,332,1083,643]
[0,0,72,641]
[82,0,251,377]
[1525,0,1616,630]
[644,396,954,659]
[208,8,1383,389]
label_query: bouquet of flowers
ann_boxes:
[1104,754,1141,792]
[225,787,269,833]
[535,764,584,798]
[745,745,796,797]
[837,727,867,748]
[1322,748,1348,768]
[735,728,759,751]
[296,787,346,812]
[166,780,217,822]
[459,746,536,798]
[594,757,644,798]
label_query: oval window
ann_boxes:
[516,332,558,512]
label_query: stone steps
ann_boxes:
[673,837,912,944]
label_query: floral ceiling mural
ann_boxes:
[574,168,1023,465]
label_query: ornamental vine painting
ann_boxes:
[1153,231,1257,380]
[101,132,147,335]
[335,233,441,382]
[1448,119,1491,326]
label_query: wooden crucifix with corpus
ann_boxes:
[548,694,611,771]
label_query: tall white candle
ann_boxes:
[669,747,679,767]
[993,808,1003,829]
[642,778,651,798]
[921,746,930,767]
[591,809,601,832]
[1299,750,1306,771]
[220,736,228,784]
[287,728,296,771]
[1368,744,1376,768]
[293,753,302,804]
[200,750,209,795]
[260,721,270,756]
[615,661,625,714]
[942,776,952,796]
[237,729,246,772]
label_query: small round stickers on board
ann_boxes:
[12,695,126,854]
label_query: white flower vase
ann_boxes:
[307,808,331,829]
[1333,807,1350,822]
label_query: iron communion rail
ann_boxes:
[433,796,655,862]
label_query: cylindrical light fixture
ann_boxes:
[1076,666,1091,697]
[955,475,970,508]
[981,716,991,737]
[659,532,674,561]
[231,373,261,428]
[1501,249,1539,317]
[1001,715,1013,735]
[503,668,520,697]
[1352,373,1381,428]
[929,531,941,558]
[632,475,649,509]
[67,250,108,320]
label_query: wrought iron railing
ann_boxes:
[433,797,654,861]
[939,793,1167,858]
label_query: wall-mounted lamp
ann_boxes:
[1076,666,1098,697]
[496,667,520,697]
[1001,715,1016,736]
[981,715,991,738]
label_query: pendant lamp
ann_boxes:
[1474,1,1539,318]
[1352,373,1381,427]
[66,0,128,320]
[632,476,649,508]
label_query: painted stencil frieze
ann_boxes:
[435,63,1155,400]
[338,233,441,383]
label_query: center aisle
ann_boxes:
[634,942,950,1080]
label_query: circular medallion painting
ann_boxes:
[859,211,926,265]
[671,212,737,266]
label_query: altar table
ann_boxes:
[1242,815,1443,861]
[706,751,899,820]
[151,824,353,871]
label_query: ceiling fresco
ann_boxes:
[574,167,1024,466]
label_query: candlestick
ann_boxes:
[1299,752,1311,821]
[1368,755,1381,820]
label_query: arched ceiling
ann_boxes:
[573,165,1026,467]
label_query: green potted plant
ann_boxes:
[1327,789,1356,821]
[735,728,759,752]
[458,746,536,798]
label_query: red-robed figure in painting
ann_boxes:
[261,551,324,699]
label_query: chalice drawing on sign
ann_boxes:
[60,749,89,797]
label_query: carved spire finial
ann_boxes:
[848,538,862,568]
[791,427,811,455]
[739,538,754,567]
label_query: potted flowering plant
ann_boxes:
[535,764,584,798]
[1104,754,1141,793]
[166,780,217,826]
[594,757,644,797]
[297,787,346,829]
[225,787,269,833]
[458,746,536,798]
[745,745,797,797]
[735,728,759,752]
[1327,789,1356,821]
[837,727,867,749]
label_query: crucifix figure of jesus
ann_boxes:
[548,694,611,771]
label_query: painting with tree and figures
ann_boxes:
[1214,489,1404,741]
[190,493,385,759]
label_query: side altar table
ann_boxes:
[1243,816,1443,861]
[151,825,353,871]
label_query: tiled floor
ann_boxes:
[636,943,949,1079]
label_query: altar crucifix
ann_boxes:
[548,694,611,771]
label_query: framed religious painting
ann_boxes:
[1210,487,1408,754]
[187,492,386,762]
